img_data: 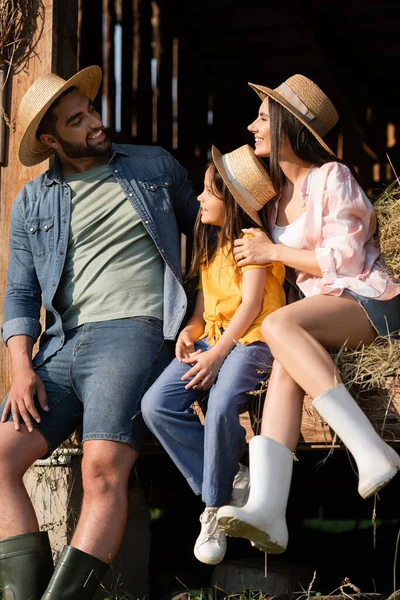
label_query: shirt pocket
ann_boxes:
[24,216,55,258]
[139,175,173,213]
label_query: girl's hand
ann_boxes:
[1,367,48,432]
[176,329,196,361]
[181,349,224,390]
[233,228,277,266]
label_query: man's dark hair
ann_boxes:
[36,86,78,139]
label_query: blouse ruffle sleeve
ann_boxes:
[313,163,379,286]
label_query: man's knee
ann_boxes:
[81,442,136,496]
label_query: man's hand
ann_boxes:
[181,349,224,390]
[1,367,48,432]
[233,228,277,266]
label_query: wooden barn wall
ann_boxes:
[78,0,397,200]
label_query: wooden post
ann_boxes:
[0,1,53,399]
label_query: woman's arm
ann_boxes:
[234,229,322,277]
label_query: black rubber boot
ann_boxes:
[0,531,54,600]
[41,545,109,599]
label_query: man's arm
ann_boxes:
[1,191,46,431]
[170,156,199,236]
[1,193,42,346]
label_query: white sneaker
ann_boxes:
[230,463,250,507]
[194,507,227,565]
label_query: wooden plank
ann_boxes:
[135,0,152,144]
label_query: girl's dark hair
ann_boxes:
[187,162,261,280]
[263,97,357,225]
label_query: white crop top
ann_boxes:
[271,211,307,249]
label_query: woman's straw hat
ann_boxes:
[18,65,102,166]
[212,144,276,226]
[249,74,339,155]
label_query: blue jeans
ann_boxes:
[141,338,272,506]
[0,317,170,457]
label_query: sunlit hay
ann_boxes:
[374,179,400,277]
[331,336,400,439]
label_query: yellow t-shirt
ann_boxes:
[197,241,286,345]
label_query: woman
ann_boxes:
[216,74,400,555]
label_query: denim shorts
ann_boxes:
[0,317,171,457]
[344,290,400,339]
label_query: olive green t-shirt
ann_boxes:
[54,164,164,330]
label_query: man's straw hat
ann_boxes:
[249,74,339,155]
[212,144,276,227]
[18,65,102,166]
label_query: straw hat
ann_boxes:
[212,144,276,227]
[18,65,102,166]
[249,74,339,155]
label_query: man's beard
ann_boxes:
[56,130,112,158]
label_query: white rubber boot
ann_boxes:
[217,436,293,554]
[313,383,400,499]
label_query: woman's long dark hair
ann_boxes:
[187,163,261,280]
[262,97,357,226]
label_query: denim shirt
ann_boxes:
[2,143,198,366]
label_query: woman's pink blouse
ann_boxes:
[271,162,400,300]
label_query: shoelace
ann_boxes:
[200,509,220,540]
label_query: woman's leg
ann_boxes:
[260,360,304,452]
[260,293,375,399]
[218,295,399,550]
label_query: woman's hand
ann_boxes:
[234,228,278,266]
[1,367,48,432]
[181,349,224,390]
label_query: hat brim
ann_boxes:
[212,145,263,227]
[249,82,336,157]
[19,65,103,166]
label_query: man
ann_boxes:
[0,65,198,600]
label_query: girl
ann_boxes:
[217,74,400,554]
[141,144,286,565]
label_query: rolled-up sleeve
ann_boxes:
[1,193,42,345]
[314,164,376,285]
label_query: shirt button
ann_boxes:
[144,220,149,224]
[63,219,67,224]
[44,225,48,230]
[165,182,168,186]
[59,250,64,255]
[29,227,34,232]
[161,249,165,253]
[51,283,56,287]
[128,193,133,197]
[65,191,69,195]
[114,169,119,173]
[150,185,155,190]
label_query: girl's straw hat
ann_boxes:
[249,74,339,155]
[212,144,276,226]
[18,65,102,166]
